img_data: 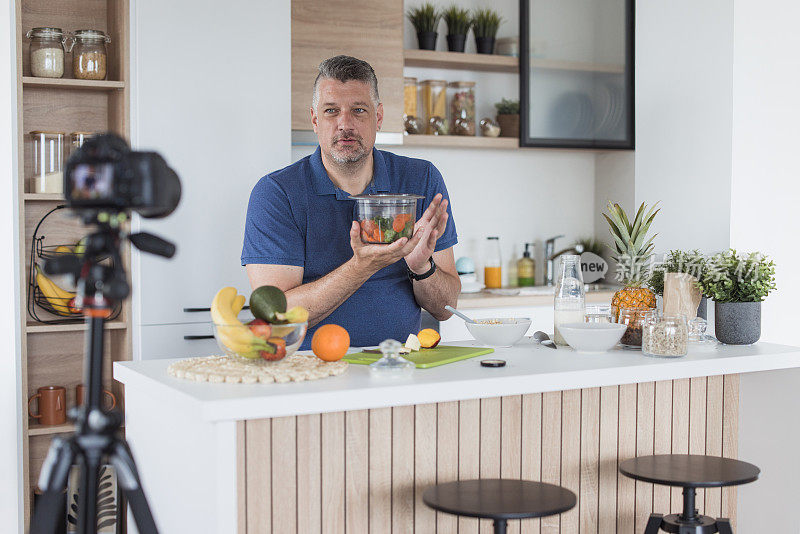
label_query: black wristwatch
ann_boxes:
[407,256,436,282]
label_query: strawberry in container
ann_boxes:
[350,194,423,244]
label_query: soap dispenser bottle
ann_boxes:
[517,243,536,287]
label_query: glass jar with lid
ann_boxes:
[554,255,586,346]
[642,313,689,357]
[30,131,64,194]
[484,236,502,289]
[448,81,476,136]
[26,27,68,78]
[419,80,447,134]
[69,132,95,157]
[616,306,657,348]
[71,29,111,80]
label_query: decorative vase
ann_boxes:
[446,34,467,52]
[715,301,761,345]
[496,113,519,137]
[416,31,438,51]
[475,36,496,54]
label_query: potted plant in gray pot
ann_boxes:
[494,98,519,138]
[700,249,776,345]
[408,3,441,51]
[443,5,471,53]
[471,8,503,54]
[647,249,708,318]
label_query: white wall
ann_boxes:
[731,0,800,530]
[0,0,22,531]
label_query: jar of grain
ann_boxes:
[403,77,418,119]
[642,314,689,358]
[71,29,110,80]
[26,27,68,78]
[447,81,476,136]
[419,80,447,134]
[30,131,65,194]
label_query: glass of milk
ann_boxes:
[554,255,586,346]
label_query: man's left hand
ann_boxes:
[405,193,449,274]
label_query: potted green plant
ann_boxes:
[442,5,471,53]
[471,8,503,54]
[407,3,441,51]
[648,249,708,317]
[494,98,519,138]
[699,249,776,345]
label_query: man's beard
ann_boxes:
[330,132,367,164]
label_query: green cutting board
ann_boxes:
[344,345,494,368]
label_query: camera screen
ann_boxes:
[69,163,114,201]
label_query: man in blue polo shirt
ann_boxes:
[242,55,460,349]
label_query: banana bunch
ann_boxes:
[211,287,269,359]
[35,264,79,316]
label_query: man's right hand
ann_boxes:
[349,221,423,274]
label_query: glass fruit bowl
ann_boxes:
[350,194,423,244]
[213,312,308,362]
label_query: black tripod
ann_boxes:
[31,216,175,534]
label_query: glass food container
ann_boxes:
[585,305,612,323]
[351,194,422,244]
[642,314,689,357]
[484,236,502,289]
[26,27,68,78]
[554,255,586,346]
[71,29,110,80]
[69,131,95,156]
[420,80,447,134]
[616,306,657,348]
[31,131,65,194]
[404,77,418,119]
[448,81,476,136]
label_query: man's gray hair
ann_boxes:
[312,55,380,110]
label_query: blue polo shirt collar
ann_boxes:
[309,146,390,200]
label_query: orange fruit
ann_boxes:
[311,324,350,362]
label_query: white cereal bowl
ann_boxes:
[558,322,627,353]
[465,318,532,347]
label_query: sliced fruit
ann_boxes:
[267,337,287,360]
[312,324,350,362]
[275,306,309,324]
[417,328,441,349]
[248,318,272,339]
[404,333,421,352]
[250,285,287,323]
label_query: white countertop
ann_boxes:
[114,339,800,423]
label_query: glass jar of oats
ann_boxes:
[26,27,68,78]
[71,29,111,80]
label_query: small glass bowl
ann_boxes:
[350,194,422,245]
[213,313,307,362]
[585,305,612,324]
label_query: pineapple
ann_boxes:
[603,201,660,315]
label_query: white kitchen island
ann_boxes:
[114,340,800,534]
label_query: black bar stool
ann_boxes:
[619,454,760,533]
[422,479,577,534]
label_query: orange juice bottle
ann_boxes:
[484,236,502,289]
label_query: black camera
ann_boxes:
[64,133,181,219]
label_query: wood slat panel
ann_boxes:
[414,403,438,534]
[501,396,523,534]
[670,378,690,512]
[598,386,619,534]
[436,401,459,534]
[617,383,637,534]
[297,413,322,534]
[561,389,581,533]
[271,416,297,533]
[653,381,673,517]
[345,410,369,533]
[689,377,708,514]
[321,412,345,534]
[246,420,271,534]
[459,399,481,534]
[368,408,392,533]
[392,405,415,533]
[580,388,600,534]
[520,393,542,534]
[541,391,562,534]
[480,397,502,534]
[635,382,655,529]
[705,375,724,519]
[722,375,739,527]
[237,422,246,534]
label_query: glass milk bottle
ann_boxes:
[553,255,586,346]
[484,236,502,289]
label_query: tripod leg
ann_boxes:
[109,439,160,534]
[77,450,102,534]
[31,437,76,534]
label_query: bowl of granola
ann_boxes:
[465,317,532,347]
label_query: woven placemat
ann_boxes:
[167,353,348,384]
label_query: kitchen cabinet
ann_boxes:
[291,0,404,134]
[521,0,634,148]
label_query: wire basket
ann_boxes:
[27,205,121,324]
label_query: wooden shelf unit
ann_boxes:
[404,49,519,73]
[402,134,519,149]
[14,0,131,529]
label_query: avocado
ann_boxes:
[249,285,287,323]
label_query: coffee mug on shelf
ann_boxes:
[75,384,117,410]
[28,386,67,425]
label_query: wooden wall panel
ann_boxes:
[243,376,740,533]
